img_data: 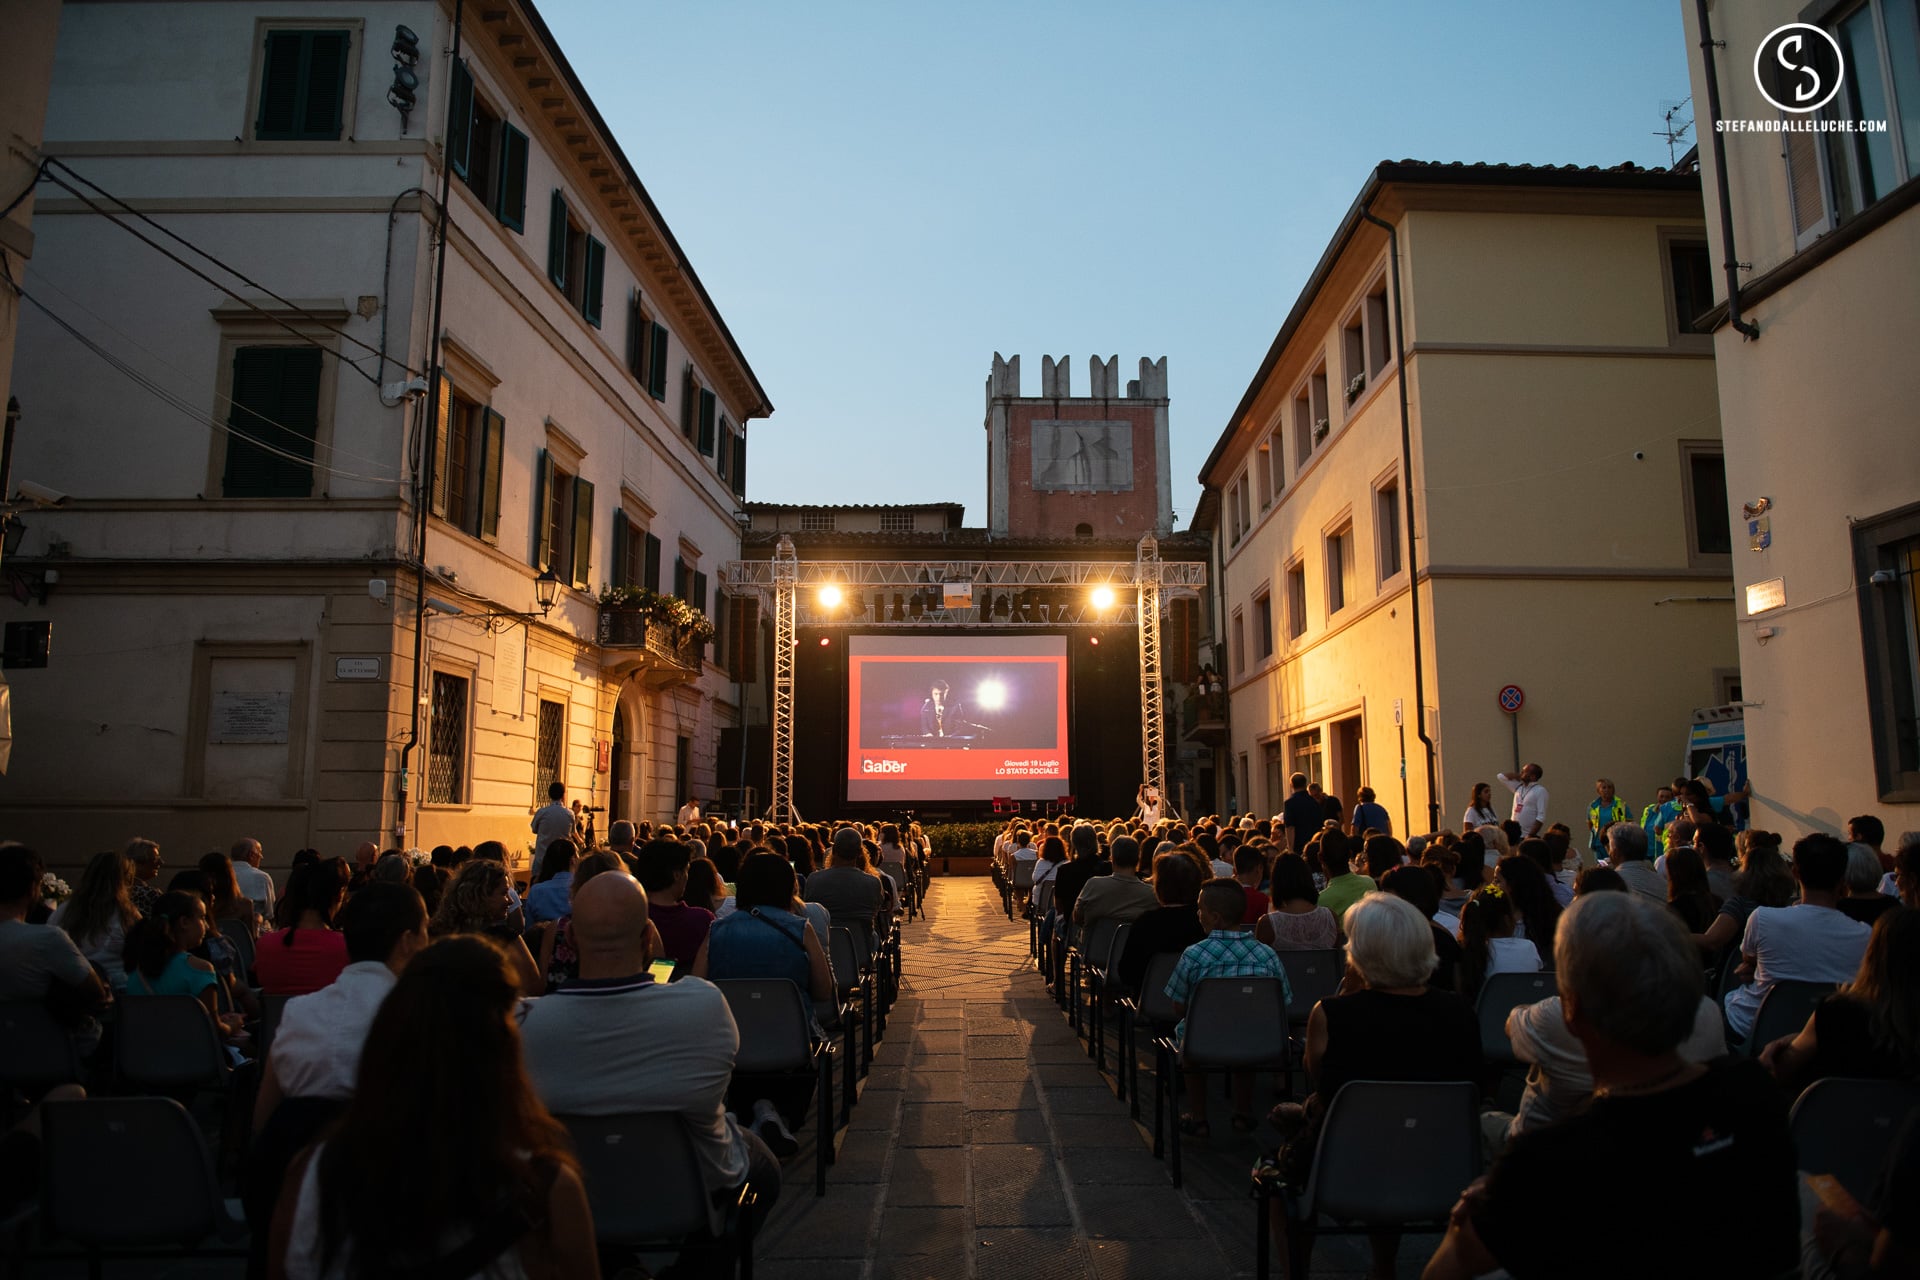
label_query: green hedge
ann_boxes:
[923,822,1002,860]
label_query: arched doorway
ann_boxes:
[611,706,630,824]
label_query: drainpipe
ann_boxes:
[1360,201,1440,833]
[1696,0,1761,340]
[396,0,463,845]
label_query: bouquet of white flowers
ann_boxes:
[41,871,72,904]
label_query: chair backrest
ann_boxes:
[117,994,228,1089]
[1475,971,1558,1063]
[561,1112,716,1243]
[1180,976,1290,1070]
[1079,917,1123,971]
[41,1097,224,1246]
[715,978,813,1072]
[1746,980,1836,1055]
[259,992,293,1057]
[218,917,256,978]
[1134,951,1184,1024]
[0,999,83,1088]
[1278,948,1345,1023]
[1302,1081,1481,1222]
[829,926,862,997]
[1011,861,1035,890]
[1103,922,1134,975]
[1789,1077,1920,1204]
[1032,880,1055,917]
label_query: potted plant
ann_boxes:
[1346,371,1366,402]
[1312,417,1330,444]
[597,585,716,648]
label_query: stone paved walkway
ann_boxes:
[752,878,1436,1280]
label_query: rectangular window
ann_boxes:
[880,511,914,533]
[612,514,644,588]
[697,388,717,456]
[1855,501,1920,800]
[672,555,688,600]
[648,324,670,400]
[432,383,503,543]
[533,450,593,588]
[716,418,733,482]
[255,29,350,141]
[427,671,468,804]
[731,430,747,498]
[1227,477,1243,545]
[1342,310,1366,406]
[535,699,565,801]
[1231,610,1246,676]
[223,345,324,498]
[1680,443,1732,564]
[1310,367,1329,440]
[1286,559,1307,639]
[1366,282,1391,378]
[1792,0,1920,241]
[1376,476,1403,581]
[681,366,699,441]
[447,60,529,232]
[1265,429,1284,503]
[643,531,662,592]
[1255,592,1274,660]
[546,192,603,324]
[1667,239,1713,335]
[627,293,652,385]
[1255,441,1274,509]
[800,511,835,531]
[1293,388,1313,468]
[1289,728,1324,790]
[1326,522,1355,615]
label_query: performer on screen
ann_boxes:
[920,679,988,739]
[1136,782,1162,826]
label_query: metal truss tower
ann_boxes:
[1135,534,1167,817]
[770,535,798,824]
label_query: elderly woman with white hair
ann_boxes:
[1423,891,1798,1280]
[1265,892,1480,1277]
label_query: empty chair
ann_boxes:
[829,926,872,1086]
[1009,859,1035,921]
[1475,971,1557,1065]
[562,1112,756,1279]
[38,1096,247,1275]
[1117,951,1183,1129]
[1153,976,1291,1188]
[0,1000,85,1098]
[1254,1080,1481,1280]
[1029,880,1055,966]
[1278,949,1345,1029]
[716,978,836,1196]
[1789,1076,1920,1205]
[116,995,229,1093]
[1742,980,1837,1056]
[1086,921,1133,1076]
[1069,916,1124,1035]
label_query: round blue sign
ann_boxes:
[1498,684,1525,714]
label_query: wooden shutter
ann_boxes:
[681,366,697,439]
[610,514,629,588]
[428,375,454,517]
[224,346,321,497]
[495,124,529,231]
[626,293,643,375]
[716,422,731,482]
[693,570,708,616]
[255,32,304,138]
[697,389,716,456]
[583,236,606,327]
[447,58,475,178]
[478,408,504,543]
[728,596,759,683]
[571,478,594,588]
[732,432,747,498]
[299,31,350,140]
[648,325,669,399]
[547,190,568,287]
[673,556,687,600]
[533,448,555,569]
[643,532,662,592]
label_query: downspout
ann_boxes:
[1696,0,1761,340]
[395,0,464,845]
[1360,201,1440,833]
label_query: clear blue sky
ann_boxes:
[541,0,1696,526]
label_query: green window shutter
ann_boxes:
[681,367,697,440]
[583,236,606,327]
[256,32,304,138]
[697,390,716,456]
[571,477,595,588]
[732,432,747,498]
[716,422,731,482]
[299,31,350,140]
[224,346,321,497]
[547,190,568,287]
[693,570,708,616]
[447,58,475,178]
[479,408,505,543]
[643,532,661,592]
[533,448,555,569]
[495,124,529,231]
[626,293,642,375]
[428,375,453,518]
[611,514,629,589]
[673,556,687,601]
[648,324,669,399]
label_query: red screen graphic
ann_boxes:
[846,635,1070,802]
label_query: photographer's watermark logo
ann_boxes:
[1754,23,1844,113]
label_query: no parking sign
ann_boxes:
[1498,684,1525,714]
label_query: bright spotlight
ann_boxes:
[976,680,1007,711]
[1090,585,1116,610]
[817,585,843,608]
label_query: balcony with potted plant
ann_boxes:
[597,585,712,680]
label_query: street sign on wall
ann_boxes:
[1497,684,1525,714]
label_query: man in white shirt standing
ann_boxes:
[677,795,703,827]
[1496,763,1549,838]
[1724,833,1871,1043]
[530,782,574,866]
[230,837,276,923]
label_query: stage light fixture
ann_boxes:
[976,680,1007,711]
[819,636,831,646]
[817,585,843,608]
[1088,634,1101,645]
[1090,585,1116,610]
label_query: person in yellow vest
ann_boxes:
[1587,778,1631,861]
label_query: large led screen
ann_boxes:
[846,635,1070,802]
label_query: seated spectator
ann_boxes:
[1267,892,1480,1278]
[468,839,526,919]
[410,863,449,916]
[1255,853,1337,953]
[801,827,886,943]
[1573,864,1627,896]
[636,838,719,968]
[683,856,726,915]
[1490,873,1725,1147]
[0,845,110,1052]
[1074,835,1160,929]
[520,873,782,1212]
[229,838,275,923]
[1378,864,1462,993]
[1839,841,1900,926]
[1117,850,1207,994]
[1030,834,1067,893]
[1167,879,1290,1136]
[1314,830,1376,932]
[1426,841,1472,929]
[50,849,139,990]
[535,852,642,993]
[605,821,640,875]
[121,889,245,1047]
[1422,892,1798,1280]
[524,839,577,927]
[1693,829,1794,956]
[1457,883,1540,1003]
[1724,833,1872,1043]
[430,859,543,997]
[1534,830,1577,906]
[1603,821,1665,902]
[1692,822,1738,902]
[1051,824,1112,936]
[199,851,258,942]
[1889,835,1920,906]
[257,858,352,996]
[1494,854,1561,969]
[1663,844,1719,935]
[124,837,165,915]
[1233,843,1272,923]
[1759,906,1919,1090]
[273,935,598,1280]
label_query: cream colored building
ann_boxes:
[0,1,63,449]
[0,0,769,869]
[1680,1,1920,835]
[1202,161,1738,837]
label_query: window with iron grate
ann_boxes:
[536,700,565,801]
[427,672,468,804]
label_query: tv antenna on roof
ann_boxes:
[1656,98,1694,168]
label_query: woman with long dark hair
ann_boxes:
[1664,845,1720,935]
[272,935,598,1279]
[258,858,352,996]
[1455,882,1539,1003]
[51,850,140,989]
[1461,782,1500,833]
[121,890,248,1045]
[430,860,543,997]
[1760,908,1920,1088]
[1494,854,1562,969]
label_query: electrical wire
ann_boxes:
[0,161,47,223]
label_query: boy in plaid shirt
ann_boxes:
[1166,878,1291,1136]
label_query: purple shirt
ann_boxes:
[650,900,716,965]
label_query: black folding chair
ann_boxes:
[1117,951,1182,1128]
[716,978,837,1196]
[1742,980,1835,1056]
[1086,921,1133,1076]
[0,1001,85,1107]
[1788,1076,1920,1205]
[1069,917,1123,1038]
[1474,971,1557,1066]
[562,1112,757,1279]
[1152,976,1290,1188]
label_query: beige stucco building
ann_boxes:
[0,0,769,870]
[1681,1,1920,836]
[1202,161,1739,837]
